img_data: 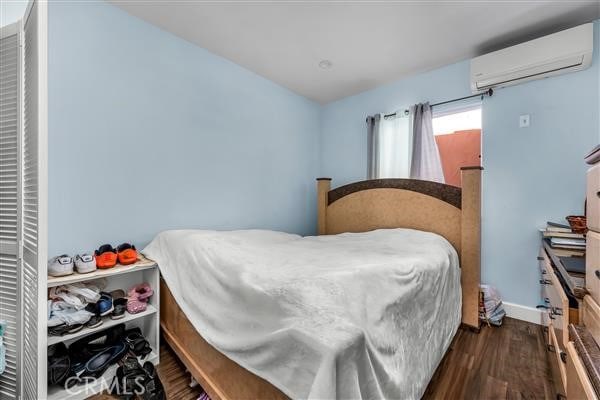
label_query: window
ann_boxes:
[433,106,482,187]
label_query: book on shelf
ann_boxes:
[542,230,585,239]
[559,256,586,274]
[550,237,586,246]
[545,221,572,233]
[551,247,586,257]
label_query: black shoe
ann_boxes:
[111,298,128,320]
[48,343,70,386]
[111,355,147,400]
[69,341,128,385]
[123,327,152,358]
[141,361,165,400]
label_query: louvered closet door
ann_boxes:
[22,1,47,398]
[0,22,21,400]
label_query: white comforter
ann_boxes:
[143,228,461,400]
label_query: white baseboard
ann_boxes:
[503,301,543,325]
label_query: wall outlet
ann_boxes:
[519,114,530,128]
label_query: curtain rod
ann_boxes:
[383,88,494,119]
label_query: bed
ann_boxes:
[150,167,482,400]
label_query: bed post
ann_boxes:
[460,166,482,330]
[317,178,331,235]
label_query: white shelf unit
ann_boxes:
[46,260,160,400]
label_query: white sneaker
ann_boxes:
[48,255,74,277]
[75,254,96,274]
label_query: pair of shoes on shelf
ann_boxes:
[127,284,153,314]
[48,339,125,387]
[66,324,130,387]
[84,289,129,328]
[96,243,138,269]
[112,355,165,400]
[48,254,96,277]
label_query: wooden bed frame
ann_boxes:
[160,167,482,400]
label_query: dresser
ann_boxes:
[563,156,600,399]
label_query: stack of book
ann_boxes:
[542,221,586,255]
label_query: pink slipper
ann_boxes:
[127,283,153,314]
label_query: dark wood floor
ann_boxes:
[95,317,556,400]
[424,317,557,399]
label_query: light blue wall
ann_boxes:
[48,2,321,256]
[48,2,599,308]
[320,21,600,307]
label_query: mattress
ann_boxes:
[143,228,461,400]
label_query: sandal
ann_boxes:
[111,355,147,400]
[123,327,152,358]
[141,361,165,400]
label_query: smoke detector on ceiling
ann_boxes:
[318,60,333,70]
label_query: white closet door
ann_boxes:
[22,0,47,398]
[0,21,21,400]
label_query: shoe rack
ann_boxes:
[46,257,160,400]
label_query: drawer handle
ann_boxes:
[595,270,600,279]
[552,307,563,316]
[544,297,550,303]
[560,351,567,363]
[536,304,549,310]
[539,279,551,285]
[541,269,547,275]
[537,256,544,261]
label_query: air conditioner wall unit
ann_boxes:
[470,23,593,93]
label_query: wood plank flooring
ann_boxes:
[424,317,557,399]
[93,317,556,399]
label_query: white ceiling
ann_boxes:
[112,1,600,104]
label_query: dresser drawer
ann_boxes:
[539,246,580,345]
[549,322,568,391]
[587,231,600,305]
[547,266,570,348]
[588,163,600,232]
[566,340,599,400]
[583,295,600,346]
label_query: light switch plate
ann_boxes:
[519,114,530,128]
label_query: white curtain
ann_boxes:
[409,103,445,183]
[366,113,411,179]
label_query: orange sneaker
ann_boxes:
[117,243,138,265]
[95,244,118,269]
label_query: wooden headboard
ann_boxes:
[316,167,482,329]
